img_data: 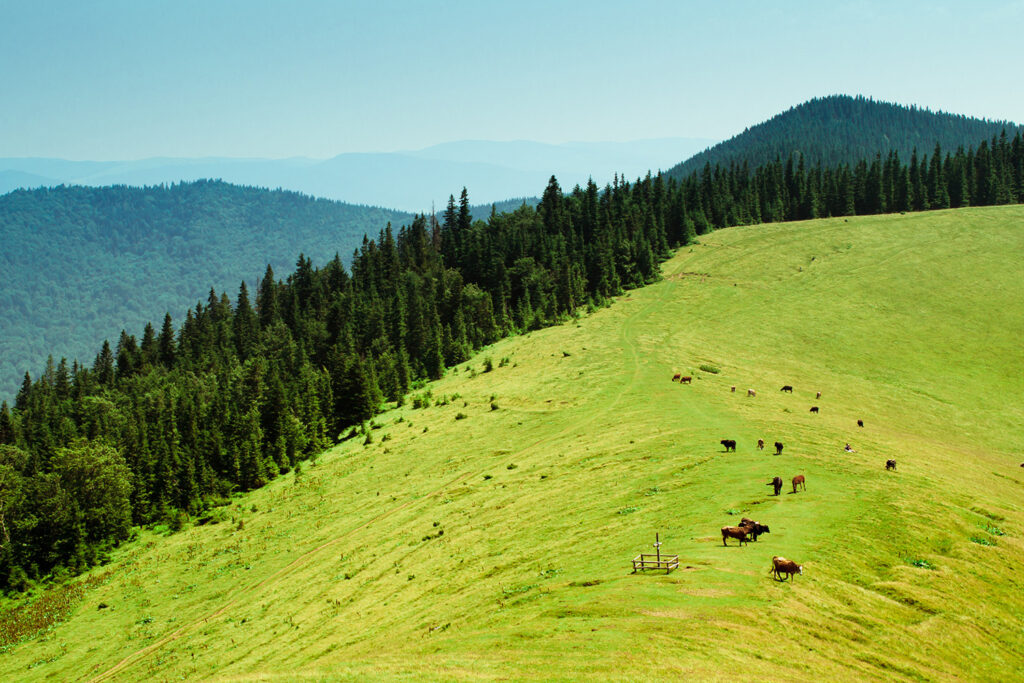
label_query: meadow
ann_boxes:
[3,206,1023,681]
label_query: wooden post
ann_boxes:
[654,533,662,566]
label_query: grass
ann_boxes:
[3,206,1024,681]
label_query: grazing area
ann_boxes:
[2,206,1023,680]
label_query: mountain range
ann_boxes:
[0,138,714,213]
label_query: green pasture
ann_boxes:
[3,206,1023,681]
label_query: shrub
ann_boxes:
[482,357,494,373]
[908,558,936,570]
[499,357,510,367]
[617,506,640,515]
[454,412,468,420]
[699,364,720,374]
[970,536,997,546]
[490,402,499,411]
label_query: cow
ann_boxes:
[680,376,692,384]
[720,439,737,452]
[767,476,783,496]
[740,518,770,541]
[771,556,803,581]
[721,526,750,546]
[747,389,756,397]
[816,391,822,399]
[857,419,864,428]
[886,459,897,471]
[809,406,819,414]
[757,439,765,450]
[731,386,736,392]
[792,474,806,492]
[672,373,681,382]
[774,441,784,455]
[780,385,793,393]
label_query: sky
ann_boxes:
[2,0,1022,160]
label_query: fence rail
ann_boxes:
[632,553,679,573]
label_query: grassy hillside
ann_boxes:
[3,206,1023,681]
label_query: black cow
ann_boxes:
[809,406,819,414]
[886,459,897,471]
[780,385,794,393]
[766,476,783,496]
[720,439,737,452]
[774,441,784,455]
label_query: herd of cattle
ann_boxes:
[669,374,900,582]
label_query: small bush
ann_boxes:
[562,350,571,357]
[617,506,640,515]
[908,558,935,570]
[483,474,493,480]
[455,412,468,420]
[699,364,720,374]
[507,463,517,470]
[970,536,997,546]
[499,357,510,367]
[483,357,494,372]
[490,402,499,411]
[980,525,1006,536]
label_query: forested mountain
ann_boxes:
[667,95,1022,179]
[0,181,411,399]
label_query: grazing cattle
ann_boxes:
[672,373,681,382]
[680,376,692,384]
[857,419,864,428]
[720,439,737,452]
[809,406,819,414]
[780,385,793,393]
[767,476,783,496]
[816,391,822,399]
[792,474,806,492]
[747,389,756,397]
[721,526,750,546]
[771,556,803,581]
[740,518,771,541]
[774,441,784,455]
[731,386,736,392]
[886,459,897,471]
[757,439,765,450]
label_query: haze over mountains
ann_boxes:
[0,138,714,212]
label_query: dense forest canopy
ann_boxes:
[0,181,412,399]
[1,122,1023,592]
[667,95,1023,179]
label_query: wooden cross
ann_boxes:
[653,533,662,564]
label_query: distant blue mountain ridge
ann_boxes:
[0,137,715,213]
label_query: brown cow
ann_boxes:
[731,386,736,392]
[771,556,803,581]
[757,439,765,450]
[747,388,756,397]
[774,441,784,455]
[886,459,896,471]
[721,526,750,546]
[816,391,822,399]
[809,406,819,414]
[857,419,864,427]
[680,376,692,384]
[767,476,783,496]
[792,474,806,492]
[672,373,681,382]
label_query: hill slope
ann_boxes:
[0,181,411,399]
[666,95,1023,179]
[3,206,1023,680]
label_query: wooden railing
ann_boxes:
[631,553,679,573]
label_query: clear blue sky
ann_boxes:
[2,0,1021,160]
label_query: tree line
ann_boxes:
[2,129,1023,591]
